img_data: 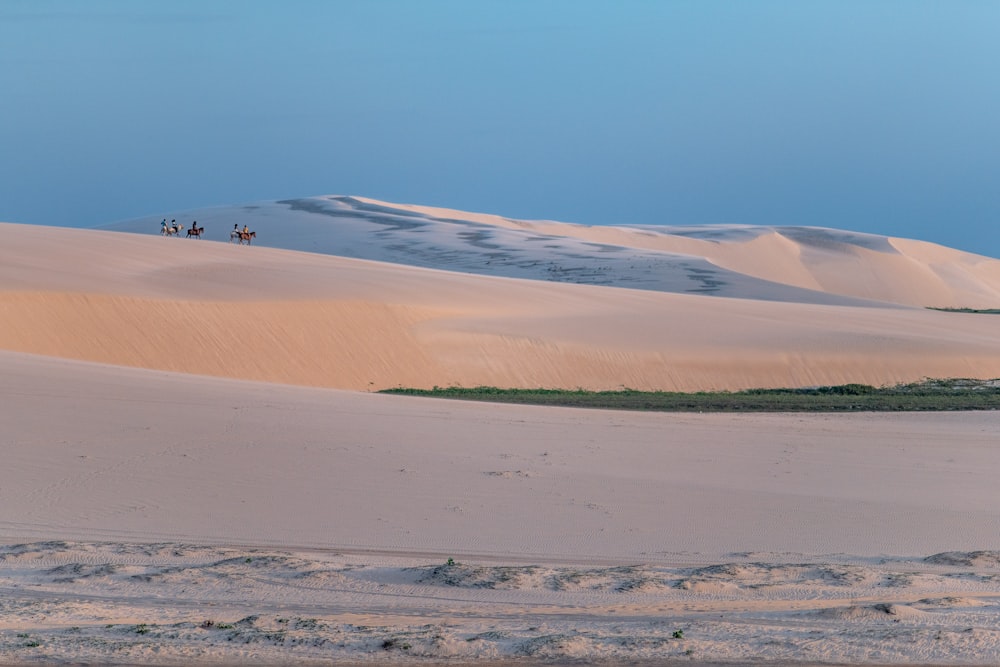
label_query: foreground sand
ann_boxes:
[5,540,1000,665]
[3,350,1000,664]
[3,204,1000,664]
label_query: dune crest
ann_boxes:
[105,194,1000,308]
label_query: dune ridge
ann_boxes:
[5,219,1000,391]
[104,194,1000,308]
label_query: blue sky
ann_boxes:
[2,0,999,257]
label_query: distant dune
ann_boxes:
[104,194,1000,308]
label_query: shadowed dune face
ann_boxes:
[4,220,1000,391]
[102,194,1000,308]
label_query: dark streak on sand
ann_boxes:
[272,197,897,307]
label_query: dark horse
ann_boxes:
[186,225,204,238]
[239,230,256,245]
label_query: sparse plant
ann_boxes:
[382,638,411,651]
[134,623,150,635]
[672,629,684,639]
[446,557,456,566]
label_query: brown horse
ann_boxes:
[186,225,204,238]
[239,230,256,245]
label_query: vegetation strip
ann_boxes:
[381,380,1000,412]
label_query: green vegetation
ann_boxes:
[381,379,1000,412]
[927,307,1000,314]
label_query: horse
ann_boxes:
[186,225,204,238]
[228,228,256,244]
[162,224,184,237]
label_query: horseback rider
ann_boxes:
[242,224,249,235]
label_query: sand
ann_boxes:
[5,219,1000,392]
[3,199,1000,664]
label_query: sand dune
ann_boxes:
[105,194,1000,308]
[4,198,1000,664]
[4,220,1000,391]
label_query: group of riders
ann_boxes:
[160,218,255,243]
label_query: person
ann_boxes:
[243,225,249,235]
[161,219,167,231]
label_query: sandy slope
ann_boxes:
[4,349,1000,557]
[3,222,1000,392]
[2,350,1000,664]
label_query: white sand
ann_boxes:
[3,200,1000,664]
[104,194,1000,308]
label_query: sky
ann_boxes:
[2,0,999,257]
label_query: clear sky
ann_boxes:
[2,0,999,257]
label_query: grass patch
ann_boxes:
[380,379,1000,412]
[927,307,1000,314]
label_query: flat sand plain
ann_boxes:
[3,200,1000,664]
